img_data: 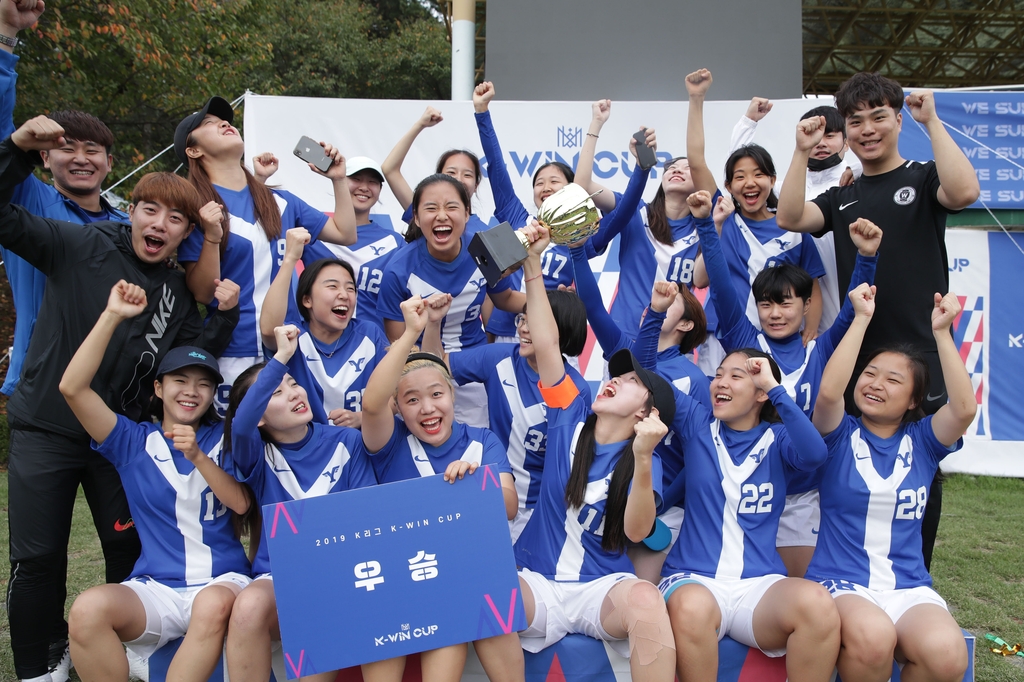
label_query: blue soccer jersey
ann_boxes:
[585,170,716,335]
[285,318,388,424]
[177,186,329,358]
[377,238,511,350]
[661,386,827,580]
[93,416,250,586]
[514,375,664,582]
[229,359,378,574]
[698,214,877,417]
[633,313,713,495]
[718,212,826,327]
[450,344,591,510]
[806,415,960,590]
[369,417,511,484]
[301,218,403,329]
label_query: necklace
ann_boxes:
[310,332,344,358]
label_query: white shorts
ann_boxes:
[659,506,685,549]
[454,381,489,428]
[820,580,948,625]
[659,572,787,657]
[122,572,251,657]
[518,568,634,658]
[215,356,265,414]
[643,506,685,553]
[776,490,820,547]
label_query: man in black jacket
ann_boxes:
[1,115,239,682]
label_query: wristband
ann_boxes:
[0,34,19,48]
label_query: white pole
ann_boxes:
[451,0,475,100]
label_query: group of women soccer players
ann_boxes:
[58,68,975,682]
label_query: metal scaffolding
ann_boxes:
[803,0,1024,93]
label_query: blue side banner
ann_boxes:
[264,465,526,679]
[899,92,1024,209]
[987,232,1024,440]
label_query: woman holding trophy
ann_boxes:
[472,81,580,342]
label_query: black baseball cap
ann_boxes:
[173,96,234,166]
[608,349,675,427]
[157,346,223,384]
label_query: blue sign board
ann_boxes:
[899,91,1024,209]
[264,465,526,679]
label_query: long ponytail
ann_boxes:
[186,148,283,254]
[564,393,655,553]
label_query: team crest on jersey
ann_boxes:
[893,186,917,205]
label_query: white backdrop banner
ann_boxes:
[242,93,818,220]
[242,94,1024,477]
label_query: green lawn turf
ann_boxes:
[1,473,1022,681]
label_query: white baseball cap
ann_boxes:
[346,156,385,183]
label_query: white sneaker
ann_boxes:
[20,673,53,682]
[46,641,72,682]
[127,648,150,682]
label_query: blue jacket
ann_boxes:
[0,49,128,394]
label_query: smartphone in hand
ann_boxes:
[632,129,657,171]
[293,136,333,173]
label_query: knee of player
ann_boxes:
[842,617,896,668]
[666,584,718,633]
[189,587,238,634]
[912,630,968,682]
[69,587,116,638]
[791,582,840,634]
[228,584,276,632]
[624,580,668,621]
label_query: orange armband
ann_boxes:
[538,374,579,409]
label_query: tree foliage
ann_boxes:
[12,0,450,183]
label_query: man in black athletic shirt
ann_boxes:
[776,72,980,571]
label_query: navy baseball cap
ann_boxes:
[608,349,675,427]
[157,346,223,384]
[174,96,234,166]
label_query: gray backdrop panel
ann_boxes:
[484,0,802,101]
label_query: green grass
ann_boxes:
[1,474,1022,681]
[932,475,1024,681]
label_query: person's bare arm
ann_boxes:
[776,116,827,233]
[314,144,358,246]
[381,107,444,210]
[929,293,979,446]
[260,227,309,350]
[904,91,981,210]
[183,201,225,305]
[623,413,667,543]
[684,68,719,194]
[574,99,617,212]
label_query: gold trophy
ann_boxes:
[537,183,603,245]
[469,183,602,286]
